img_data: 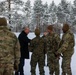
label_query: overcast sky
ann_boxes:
[0,0,74,6]
[22,0,74,6]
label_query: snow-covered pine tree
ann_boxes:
[42,2,49,32]
[0,0,24,31]
[70,0,76,32]
[32,0,44,30]
[48,1,57,24]
[22,0,32,29]
[0,1,6,15]
[56,0,70,23]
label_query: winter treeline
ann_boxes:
[0,0,76,33]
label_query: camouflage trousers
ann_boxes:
[0,63,14,75]
[47,53,60,75]
[61,56,72,75]
[30,54,45,75]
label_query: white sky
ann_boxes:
[22,0,74,6]
[0,0,74,5]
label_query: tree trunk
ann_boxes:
[8,0,11,24]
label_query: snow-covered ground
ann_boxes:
[14,32,76,75]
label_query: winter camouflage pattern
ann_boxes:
[30,36,45,75]
[0,26,20,75]
[57,30,75,75]
[45,32,60,75]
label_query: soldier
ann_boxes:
[56,23,75,75]
[41,31,48,66]
[45,25,61,75]
[30,28,45,75]
[0,17,20,75]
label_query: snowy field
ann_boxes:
[14,32,76,75]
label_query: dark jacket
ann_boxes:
[18,31,30,59]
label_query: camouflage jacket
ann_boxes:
[0,26,20,64]
[45,32,60,56]
[30,36,45,57]
[57,30,75,56]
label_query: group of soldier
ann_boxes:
[0,17,75,75]
[30,23,75,75]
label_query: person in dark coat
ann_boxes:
[15,27,31,75]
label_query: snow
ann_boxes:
[14,32,76,75]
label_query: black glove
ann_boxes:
[55,52,61,59]
[14,61,19,71]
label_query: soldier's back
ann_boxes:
[0,26,18,64]
[31,36,44,56]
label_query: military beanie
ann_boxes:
[35,28,40,36]
[47,25,53,31]
[63,23,69,30]
[0,17,7,26]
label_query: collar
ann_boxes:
[0,26,9,30]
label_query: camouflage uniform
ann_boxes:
[57,30,75,75]
[45,32,60,75]
[30,29,45,75]
[41,35,47,66]
[0,18,20,75]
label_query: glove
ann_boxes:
[55,52,61,59]
[14,61,19,71]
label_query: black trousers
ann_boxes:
[15,58,25,75]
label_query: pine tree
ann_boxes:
[22,0,32,29]
[56,0,71,23]
[72,0,76,27]
[73,0,76,7]
[0,0,24,29]
[32,0,44,29]
[42,2,49,31]
[48,1,57,24]
[0,1,6,14]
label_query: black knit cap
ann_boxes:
[0,17,7,26]
[63,23,69,30]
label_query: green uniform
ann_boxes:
[0,26,20,75]
[57,30,75,75]
[30,36,45,75]
[45,32,60,75]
